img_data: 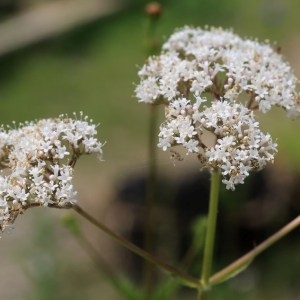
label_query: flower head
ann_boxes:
[136,26,300,116]
[159,98,277,190]
[135,26,300,189]
[0,113,104,232]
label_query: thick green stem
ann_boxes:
[73,204,201,289]
[198,169,220,299]
[209,215,300,285]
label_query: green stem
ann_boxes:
[72,204,201,289]
[198,169,220,299]
[143,104,158,297]
[209,215,300,285]
[145,8,160,56]
[143,4,161,297]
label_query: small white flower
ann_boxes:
[183,139,199,153]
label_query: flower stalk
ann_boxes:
[73,204,202,289]
[142,3,162,298]
[209,215,300,285]
[143,103,159,297]
[198,169,220,299]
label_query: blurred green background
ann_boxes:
[0,0,299,299]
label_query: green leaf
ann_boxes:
[191,216,207,252]
[152,278,180,300]
[114,276,142,300]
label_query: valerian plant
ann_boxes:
[0,25,299,300]
[136,26,300,299]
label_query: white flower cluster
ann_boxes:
[0,113,104,231]
[158,98,277,190]
[135,26,300,116]
[135,26,299,189]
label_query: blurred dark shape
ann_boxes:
[114,172,172,280]
[0,0,20,16]
[174,171,210,260]
[114,166,300,280]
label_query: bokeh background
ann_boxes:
[0,0,299,299]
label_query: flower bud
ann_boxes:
[145,2,162,19]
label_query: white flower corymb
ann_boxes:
[0,113,104,232]
[158,98,277,190]
[136,26,300,116]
